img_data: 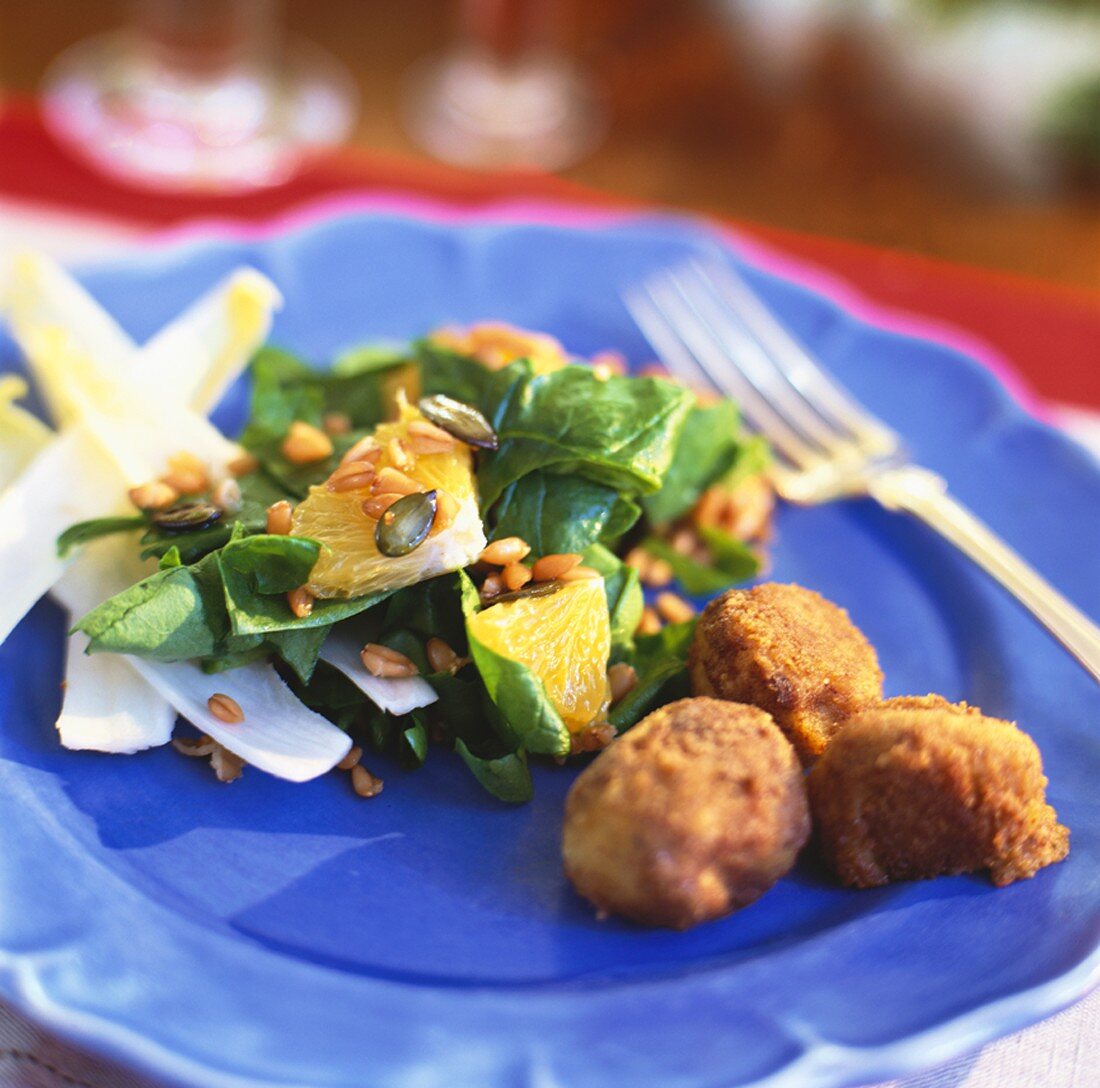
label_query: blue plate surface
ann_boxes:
[0,211,1097,1088]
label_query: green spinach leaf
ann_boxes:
[138,493,269,563]
[401,715,429,768]
[415,340,500,407]
[642,399,743,525]
[282,659,366,729]
[75,552,229,662]
[454,739,533,803]
[268,624,331,684]
[199,641,269,674]
[57,516,147,558]
[720,432,771,490]
[220,556,394,637]
[217,533,321,594]
[610,619,697,731]
[476,365,694,509]
[582,543,643,662]
[642,530,759,596]
[490,471,640,555]
[380,572,470,653]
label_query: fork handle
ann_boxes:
[868,466,1100,685]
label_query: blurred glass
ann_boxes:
[719,0,1100,192]
[403,0,606,171]
[40,0,356,192]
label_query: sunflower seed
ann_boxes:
[151,502,222,533]
[375,490,438,557]
[418,395,499,451]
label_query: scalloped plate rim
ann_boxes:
[0,202,1096,1088]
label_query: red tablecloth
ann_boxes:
[2,97,1098,408]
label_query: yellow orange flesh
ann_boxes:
[429,322,568,375]
[469,578,611,732]
[291,403,485,599]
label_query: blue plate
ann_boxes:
[0,210,1097,1088]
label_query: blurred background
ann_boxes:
[0,0,1098,289]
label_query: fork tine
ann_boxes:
[621,286,717,398]
[694,258,899,459]
[668,264,861,460]
[625,280,824,473]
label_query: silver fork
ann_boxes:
[624,258,1100,685]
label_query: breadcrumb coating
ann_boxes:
[689,583,884,764]
[808,705,1069,888]
[562,697,810,929]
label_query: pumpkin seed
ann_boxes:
[418,395,499,451]
[488,579,565,606]
[151,502,223,534]
[375,490,437,557]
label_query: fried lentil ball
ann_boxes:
[808,704,1069,888]
[689,583,884,765]
[562,697,810,929]
[879,693,982,715]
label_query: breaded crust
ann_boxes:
[808,706,1069,888]
[562,697,810,929]
[689,583,883,764]
[879,693,982,715]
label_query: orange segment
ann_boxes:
[291,400,485,599]
[429,322,568,375]
[469,579,611,732]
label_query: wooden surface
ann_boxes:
[1,0,1098,293]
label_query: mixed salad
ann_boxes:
[0,255,771,801]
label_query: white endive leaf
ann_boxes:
[43,342,239,484]
[139,267,282,413]
[57,632,175,753]
[132,658,352,782]
[54,536,350,779]
[319,629,438,717]
[0,429,119,645]
[4,251,135,425]
[6,253,281,419]
[52,535,173,754]
[0,374,52,491]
